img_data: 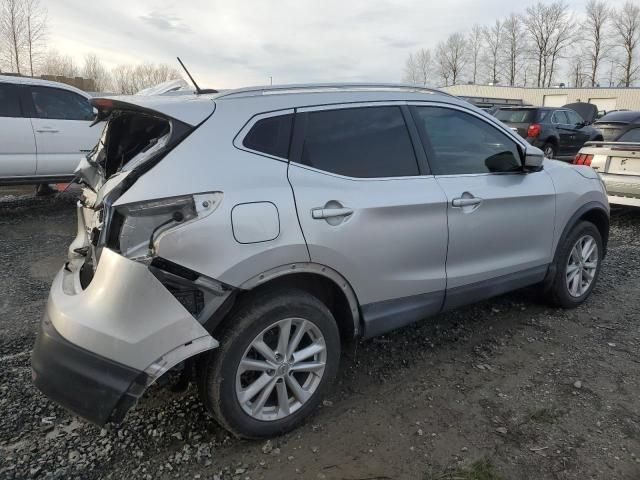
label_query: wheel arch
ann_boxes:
[207,263,361,341]
[543,202,609,289]
[555,202,609,262]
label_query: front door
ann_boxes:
[410,105,556,309]
[27,85,100,176]
[287,104,449,337]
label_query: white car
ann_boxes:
[0,75,101,185]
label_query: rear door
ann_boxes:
[410,104,556,309]
[0,82,37,177]
[27,85,100,176]
[287,104,449,335]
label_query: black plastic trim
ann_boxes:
[31,315,146,426]
[361,291,444,338]
[443,265,549,311]
[553,201,610,260]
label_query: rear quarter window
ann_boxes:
[242,114,293,159]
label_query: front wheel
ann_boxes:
[198,288,341,439]
[546,221,603,308]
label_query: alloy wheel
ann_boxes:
[565,234,598,298]
[235,318,327,421]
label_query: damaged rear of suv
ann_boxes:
[31,94,228,426]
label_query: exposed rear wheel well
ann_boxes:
[211,273,357,342]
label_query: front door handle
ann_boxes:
[312,207,353,220]
[452,197,482,207]
[36,128,59,133]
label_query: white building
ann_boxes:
[441,84,640,113]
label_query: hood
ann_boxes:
[91,94,215,126]
[564,102,598,124]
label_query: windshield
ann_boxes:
[495,109,537,123]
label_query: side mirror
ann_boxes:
[524,145,545,170]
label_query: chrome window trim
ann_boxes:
[233,108,295,162]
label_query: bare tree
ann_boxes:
[524,1,575,87]
[467,24,484,84]
[23,0,46,76]
[502,14,526,86]
[111,62,183,94]
[545,2,575,87]
[402,48,432,86]
[435,33,467,86]
[483,20,504,84]
[585,0,610,87]
[40,49,77,77]
[0,0,26,73]
[82,52,110,91]
[613,1,640,87]
[569,54,587,87]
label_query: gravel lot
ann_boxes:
[1,187,639,480]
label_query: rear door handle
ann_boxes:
[452,197,482,207]
[312,207,353,219]
[36,128,59,133]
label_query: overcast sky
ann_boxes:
[47,0,629,89]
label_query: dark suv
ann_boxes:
[494,105,603,161]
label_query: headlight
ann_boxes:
[115,193,222,259]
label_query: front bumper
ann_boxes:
[32,247,221,425]
[32,316,146,425]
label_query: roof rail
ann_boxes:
[214,83,451,100]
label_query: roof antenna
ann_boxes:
[177,57,218,94]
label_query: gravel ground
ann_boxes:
[1,187,639,480]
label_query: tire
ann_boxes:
[546,221,603,308]
[542,142,557,159]
[197,288,341,439]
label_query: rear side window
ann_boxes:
[0,83,21,117]
[299,106,419,178]
[551,110,569,124]
[618,128,640,142]
[30,86,94,121]
[243,114,293,158]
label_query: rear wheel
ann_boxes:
[198,288,340,438]
[546,221,602,308]
[542,142,557,159]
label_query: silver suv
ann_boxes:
[32,84,609,439]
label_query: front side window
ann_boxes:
[565,110,584,125]
[412,106,522,175]
[243,113,293,158]
[618,128,640,142]
[0,83,21,117]
[299,106,419,178]
[30,86,94,121]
